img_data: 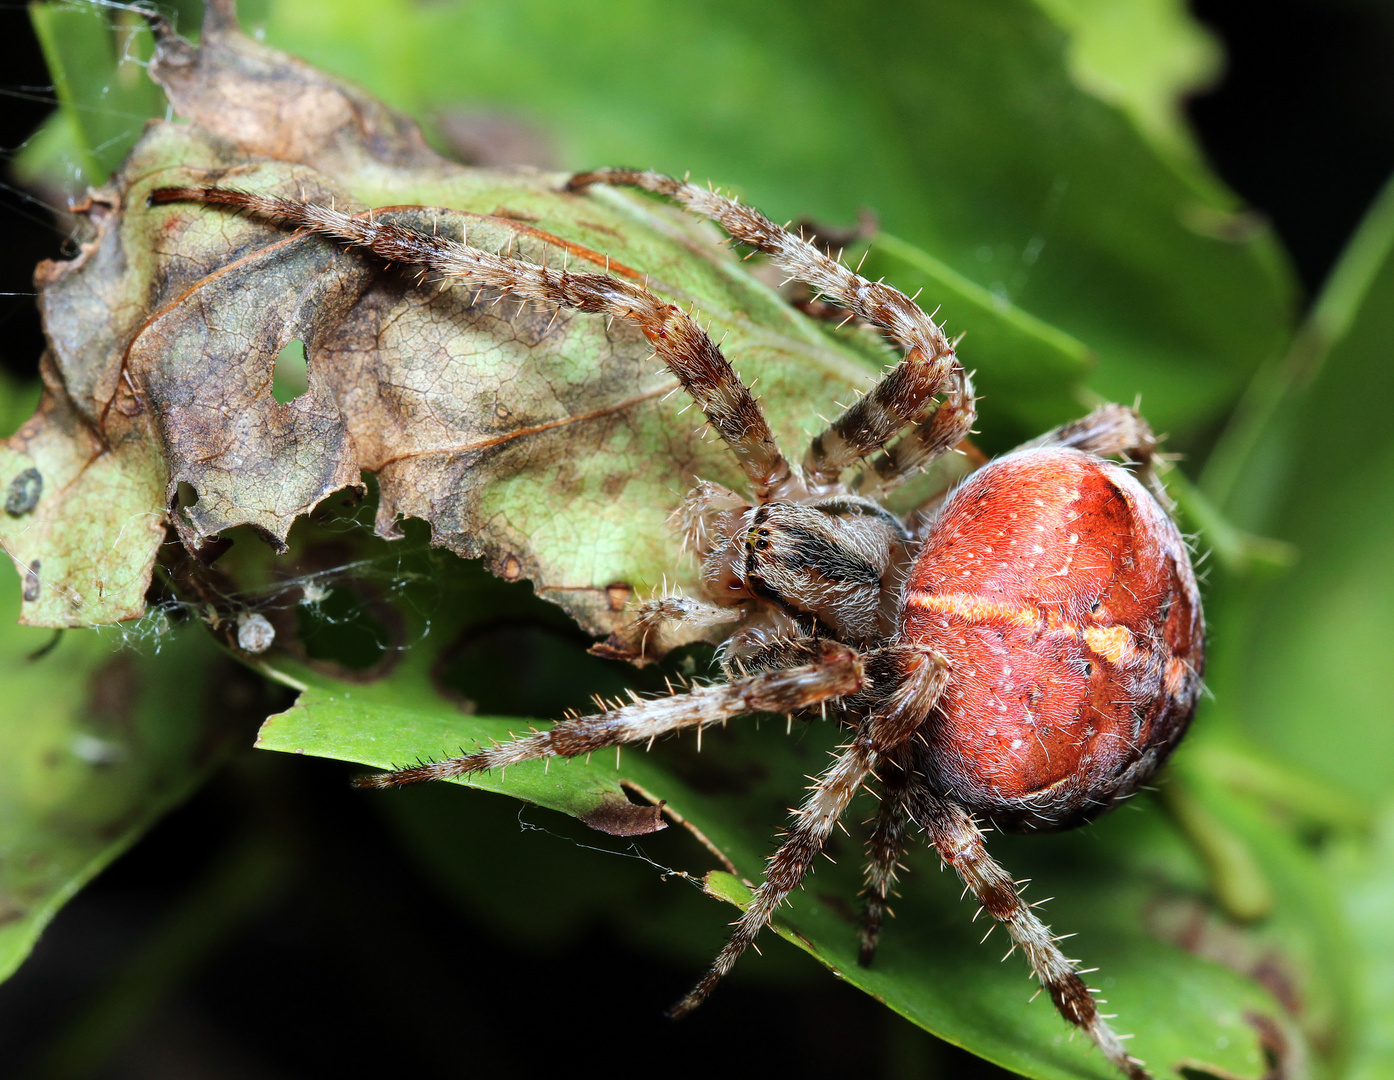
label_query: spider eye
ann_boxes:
[744,527,772,552]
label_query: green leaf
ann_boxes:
[1029,0,1223,172]
[0,560,253,984]
[1330,803,1394,1080]
[698,810,1294,1080]
[252,518,1292,1079]
[27,1,166,187]
[264,701,1290,1080]
[1207,172,1394,801]
[256,0,1294,443]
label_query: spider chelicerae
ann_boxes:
[152,169,1204,1080]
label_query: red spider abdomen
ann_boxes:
[901,448,1203,829]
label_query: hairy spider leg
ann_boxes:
[147,185,800,500]
[909,788,1149,1080]
[1019,403,1158,461]
[854,402,982,499]
[901,402,1169,535]
[351,640,863,788]
[670,642,950,1017]
[671,725,879,1015]
[1017,402,1172,509]
[622,592,744,662]
[567,169,975,491]
[857,745,914,966]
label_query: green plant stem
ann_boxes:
[1165,465,1296,574]
[1159,775,1275,923]
[1200,170,1394,512]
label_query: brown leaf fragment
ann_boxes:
[7,3,919,637]
[148,0,442,176]
[579,791,669,837]
[619,780,738,873]
[130,174,371,549]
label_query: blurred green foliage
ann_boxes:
[0,558,257,986]
[4,1,1393,1078]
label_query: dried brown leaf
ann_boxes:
[0,4,943,635]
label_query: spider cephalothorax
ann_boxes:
[151,169,1203,1080]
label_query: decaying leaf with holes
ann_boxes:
[0,2,1010,634]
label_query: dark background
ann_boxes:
[2,3,1393,1077]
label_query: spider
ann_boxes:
[152,169,1204,1080]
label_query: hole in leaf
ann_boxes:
[295,585,396,673]
[272,338,310,404]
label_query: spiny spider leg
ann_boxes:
[567,169,975,490]
[1018,403,1158,463]
[612,592,743,664]
[1017,403,1170,508]
[898,403,1167,533]
[147,185,800,500]
[631,593,742,644]
[858,746,913,966]
[854,402,980,499]
[353,640,863,789]
[673,643,950,1016]
[722,630,829,678]
[671,725,878,1017]
[908,789,1149,1080]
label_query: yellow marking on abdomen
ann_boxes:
[906,591,1041,630]
[1164,656,1190,697]
[1083,624,1137,666]
[910,592,1144,669]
